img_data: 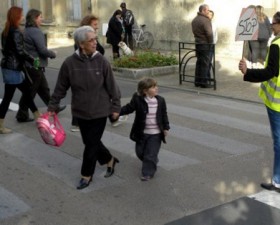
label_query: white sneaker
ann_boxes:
[119,115,128,122]
[71,126,80,132]
[111,115,128,127]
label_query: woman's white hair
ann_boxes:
[73,25,94,44]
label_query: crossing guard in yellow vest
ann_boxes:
[239,11,280,193]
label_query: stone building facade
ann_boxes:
[0,0,279,53]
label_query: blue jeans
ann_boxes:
[266,107,280,187]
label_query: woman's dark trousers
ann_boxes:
[77,117,112,177]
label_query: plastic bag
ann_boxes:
[36,113,66,147]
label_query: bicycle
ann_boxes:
[132,24,154,49]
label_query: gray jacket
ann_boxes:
[48,50,121,120]
[258,17,272,40]
[24,26,56,68]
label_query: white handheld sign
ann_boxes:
[235,8,259,41]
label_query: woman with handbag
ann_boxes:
[106,9,125,59]
[15,8,66,123]
[0,6,40,134]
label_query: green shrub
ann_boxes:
[113,51,178,68]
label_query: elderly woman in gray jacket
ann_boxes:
[48,26,121,190]
[16,9,65,122]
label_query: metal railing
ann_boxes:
[179,42,216,90]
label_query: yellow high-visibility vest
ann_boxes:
[259,37,280,112]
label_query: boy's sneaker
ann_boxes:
[70,126,80,132]
[111,115,128,127]
[140,175,152,181]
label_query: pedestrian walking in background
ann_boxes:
[120,2,135,50]
[48,26,121,190]
[106,9,125,59]
[239,11,280,192]
[119,78,170,181]
[0,6,40,134]
[248,5,272,68]
[191,4,214,88]
[16,8,66,123]
[71,14,105,132]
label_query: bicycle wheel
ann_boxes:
[132,38,137,49]
[139,32,154,49]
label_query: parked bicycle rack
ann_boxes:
[179,42,216,90]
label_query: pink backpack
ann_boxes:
[36,113,66,147]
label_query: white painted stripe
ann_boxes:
[102,131,200,170]
[171,124,262,154]
[0,133,123,192]
[66,123,200,171]
[193,98,265,115]
[98,116,262,155]
[249,190,280,210]
[0,186,30,219]
[0,99,19,111]
[167,104,270,136]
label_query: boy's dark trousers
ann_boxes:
[135,133,161,177]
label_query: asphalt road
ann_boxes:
[1,73,279,224]
[0,67,175,110]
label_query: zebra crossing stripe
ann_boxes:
[0,186,30,219]
[99,116,262,155]
[193,98,265,115]
[0,133,123,192]
[60,117,201,170]
[170,123,262,154]
[249,190,280,210]
[0,99,19,111]
[167,104,270,136]
[102,131,200,170]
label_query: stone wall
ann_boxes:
[0,0,278,56]
[96,0,275,55]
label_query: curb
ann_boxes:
[112,65,179,79]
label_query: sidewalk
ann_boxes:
[47,40,262,104]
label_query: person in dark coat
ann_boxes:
[191,4,214,88]
[16,9,66,123]
[106,9,124,59]
[239,11,280,193]
[120,2,135,50]
[119,78,170,181]
[71,14,106,132]
[0,6,40,133]
[48,26,121,190]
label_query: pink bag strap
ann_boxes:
[40,112,63,131]
[53,113,64,131]
[41,112,49,120]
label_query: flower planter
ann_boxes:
[112,65,179,79]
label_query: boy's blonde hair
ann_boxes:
[137,78,157,96]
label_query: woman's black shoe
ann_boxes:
[104,157,119,178]
[260,183,280,192]
[77,177,92,190]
